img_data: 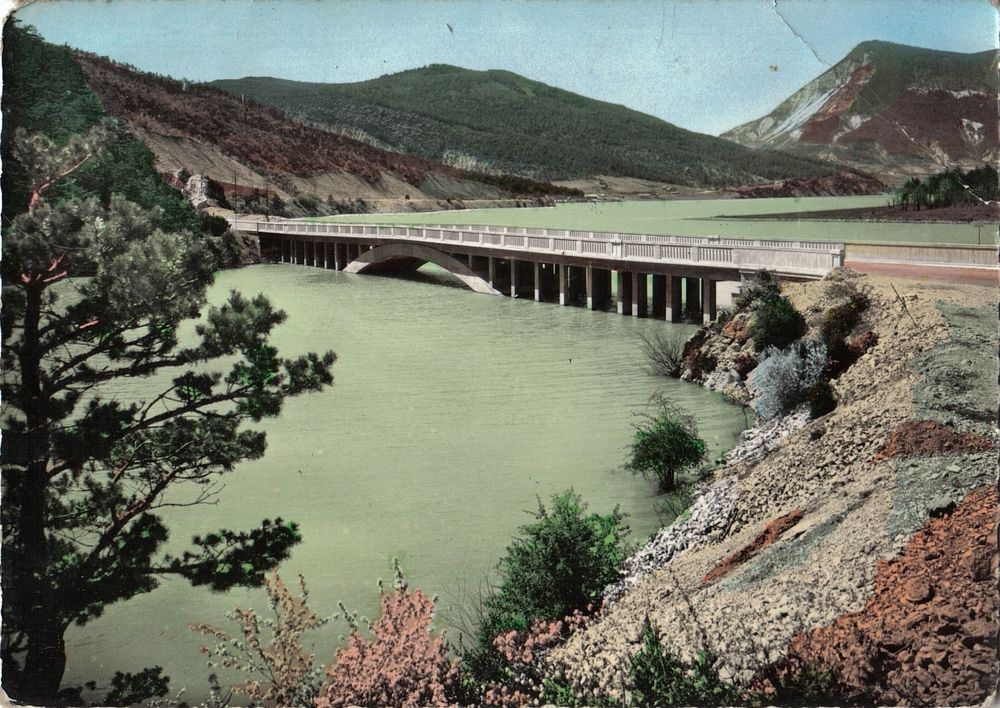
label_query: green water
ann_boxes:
[316,196,996,245]
[63,264,746,700]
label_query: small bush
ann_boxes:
[806,380,837,419]
[734,270,781,311]
[629,627,741,708]
[750,340,827,420]
[820,293,869,375]
[627,394,707,492]
[749,296,807,351]
[752,661,839,707]
[199,212,230,238]
[294,191,320,211]
[639,329,687,378]
[192,573,327,707]
[466,491,629,684]
[318,567,461,708]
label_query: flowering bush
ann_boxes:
[317,567,461,707]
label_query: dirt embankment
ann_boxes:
[546,271,998,705]
[728,170,886,198]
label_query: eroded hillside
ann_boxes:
[545,271,998,705]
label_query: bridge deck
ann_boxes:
[233,219,845,279]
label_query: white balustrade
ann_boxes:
[229,219,845,277]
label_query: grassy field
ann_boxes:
[312,196,998,245]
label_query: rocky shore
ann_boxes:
[545,270,998,704]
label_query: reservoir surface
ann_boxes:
[320,195,995,245]
[64,264,746,700]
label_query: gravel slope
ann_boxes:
[546,272,998,704]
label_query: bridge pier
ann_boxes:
[617,270,633,315]
[587,267,612,310]
[667,275,683,322]
[534,263,559,302]
[702,278,718,323]
[631,272,648,318]
[685,277,701,320]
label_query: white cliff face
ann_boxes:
[183,174,216,211]
[723,58,862,149]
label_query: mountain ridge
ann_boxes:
[210,65,837,188]
[722,40,997,180]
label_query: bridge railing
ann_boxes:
[231,219,845,276]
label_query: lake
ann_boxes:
[316,196,996,245]
[63,263,746,701]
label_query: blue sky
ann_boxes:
[10,0,998,135]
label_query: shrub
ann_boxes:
[734,270,781,311]
[465,491,629,684]
[199,212,230,237]
[751,661,839,707]
[629,626,740,707]
[639,329,687,377]
[749,296,806,351]
[627,394,707,492]
[750,340,827,420]
[820,293,869,375]
[318,567,461,708]
[294,191,320,211]
[806,380,837,419]
[192,573,328,707]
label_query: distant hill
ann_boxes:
[210,66,837,188]
[73,55,578,213]
[723,41,998,181]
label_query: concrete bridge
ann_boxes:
[231,219,844,323]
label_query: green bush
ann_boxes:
[294,191,320,211]
[806,380,837,419]
[626,394,706,492]
[629,627,740,707]
[749,296,806,351]
[464,490,629,684]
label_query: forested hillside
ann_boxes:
[1,20,198,230]
[74,54,578,203]
[211,66,836,187]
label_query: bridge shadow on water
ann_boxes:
[365,264,469,291]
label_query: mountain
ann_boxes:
[723,41,998,181]
[70,53,578,214]
[210,66,837,188]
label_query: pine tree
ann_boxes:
[1,126,335,704]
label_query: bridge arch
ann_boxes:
[343,242,501,295]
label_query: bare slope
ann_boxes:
[210,66,836,188]
[75,54,577,207]
[723,41,998,180]
[547,272,998,705]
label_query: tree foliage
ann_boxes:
[896,165,998,211]
[1,20,199,232]
[0,126,335,704]
[626,394,707,492]
[748,295,807,351]
[465,491,629,685]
